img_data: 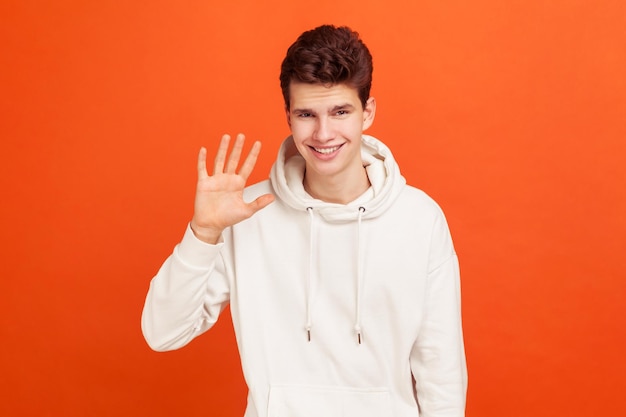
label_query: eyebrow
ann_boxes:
[291,103,356,114]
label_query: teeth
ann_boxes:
[314,145,340,154]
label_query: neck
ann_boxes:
[304,166,370,204]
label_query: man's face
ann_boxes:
[286,82,376,181]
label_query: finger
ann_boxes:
[197,147,208,179]
[238,140,262,181]
[247,193,275,214]
[213,134,231,175]
[225,133,246,174]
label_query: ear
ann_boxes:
[362,97,376,131]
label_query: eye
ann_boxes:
[335,109,350,117]
[298,112,313,118]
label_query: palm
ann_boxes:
[191,134,274,242]
[195,172,250,229]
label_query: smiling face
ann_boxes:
[287,82,376,201]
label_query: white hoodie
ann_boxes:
[142,135,467,417]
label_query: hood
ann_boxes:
[270,135,406,222]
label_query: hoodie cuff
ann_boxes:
[175,223,224,268]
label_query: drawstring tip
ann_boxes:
[355,325,363,345]
[307,329,311,342]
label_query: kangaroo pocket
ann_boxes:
[267,384,392,417]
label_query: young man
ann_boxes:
[142,25,467,416]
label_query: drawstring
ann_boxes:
[306,207,314,342]
[304,206,366,345]
[355,206,366,344]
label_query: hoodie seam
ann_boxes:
[427,251,456,276]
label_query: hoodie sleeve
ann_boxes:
[410,212,468,416]
[141,224,231,352]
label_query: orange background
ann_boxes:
[1,1,625,416]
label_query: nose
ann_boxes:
[313,116,335,142]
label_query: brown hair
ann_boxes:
[279,25,373,110]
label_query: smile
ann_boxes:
[312,145,342,154]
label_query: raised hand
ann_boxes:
[190,133,275,243]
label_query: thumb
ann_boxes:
[247,193,275,214]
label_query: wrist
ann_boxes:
[190,220,222,244]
